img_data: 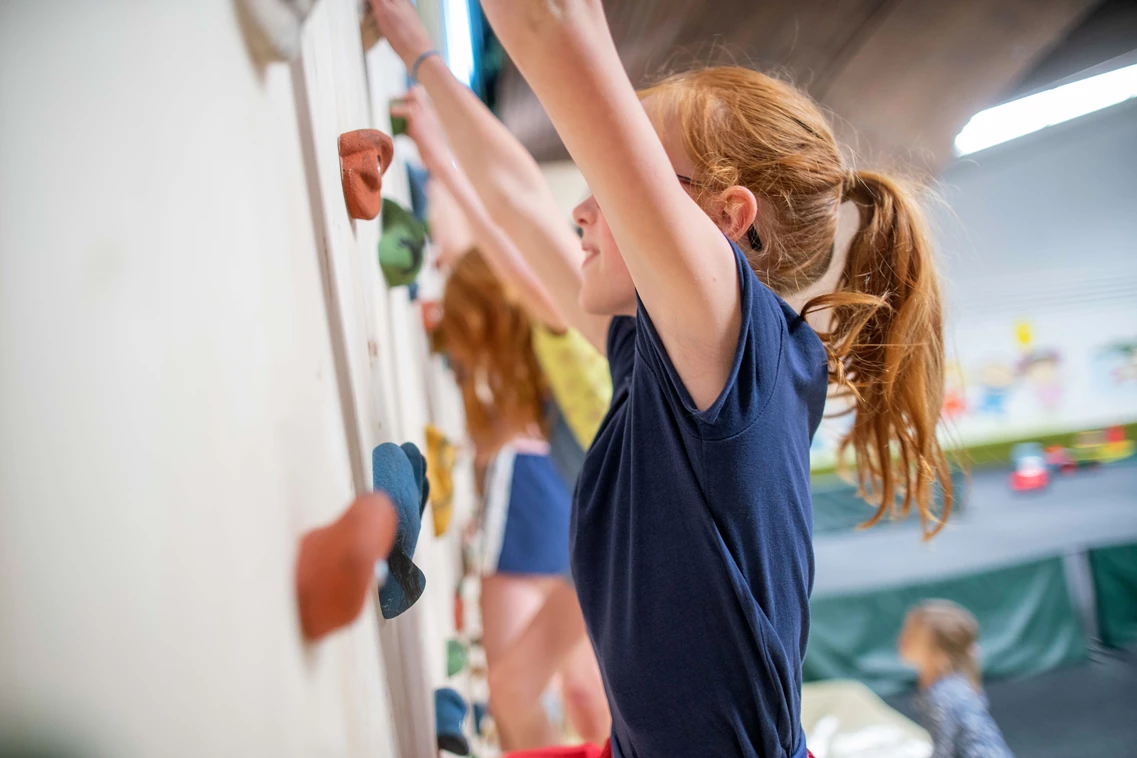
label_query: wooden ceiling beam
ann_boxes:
[494,0,1101,170]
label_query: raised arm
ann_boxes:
[394,87,565,331]
[369,0,610,352]
[478,0,755,410]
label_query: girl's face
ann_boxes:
[572,97,699,317]
[572,194,636,316]
[899,614,942,673]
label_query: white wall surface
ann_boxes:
[810,99,1137,462]
[540,160,590,222]
[0,1,451,755]
[934,97,1137,443]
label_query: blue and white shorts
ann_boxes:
[481,443,573,577]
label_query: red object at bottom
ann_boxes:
[505,742,611,758]
[506,742,812,758]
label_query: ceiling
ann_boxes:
[490,0,1117,172]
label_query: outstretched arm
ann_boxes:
[479,0,748,410]
[394,87,565,331]
[370,0,610,352]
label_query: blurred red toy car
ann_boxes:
[1011,443,1050,492]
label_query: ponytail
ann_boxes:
[804,170,953,538]
[641,66,953,536]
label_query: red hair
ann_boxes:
[642,66,953,538]
[432,249,548,458]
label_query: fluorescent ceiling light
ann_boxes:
[443,0,475,87]
[954,62,1137,156]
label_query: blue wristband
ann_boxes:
[410,49,441,82]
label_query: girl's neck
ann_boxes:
[917,665,951,690]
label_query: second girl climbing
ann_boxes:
[414,83,613,747]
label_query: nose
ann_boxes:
[572,194,598,229]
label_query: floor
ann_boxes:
[885,649,1137,758]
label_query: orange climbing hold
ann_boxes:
[295,493,398,641]
[338,129,394,220]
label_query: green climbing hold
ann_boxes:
[389,98,407,136]
[447,638,468,677]
[378,198,427,288]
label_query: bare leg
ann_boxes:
[489,580,609,748]
[559,634,610,744]
[480,574,559,750]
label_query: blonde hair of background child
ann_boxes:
[909,599,982,688]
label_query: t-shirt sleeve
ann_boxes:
[634,239,786,435]
[530,325,613,448]
[606,315,638,390]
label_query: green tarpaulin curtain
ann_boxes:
[805,556,1086,695]
[1089,542,1137,650]
[811,468,967,537]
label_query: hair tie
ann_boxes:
[410,49,442,83]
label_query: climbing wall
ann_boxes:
[0,1,464,756]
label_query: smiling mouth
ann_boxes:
[581,247,599,267]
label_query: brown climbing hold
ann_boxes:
[339,129,394,220]
[295,493,398,642]
[360,2,382,51]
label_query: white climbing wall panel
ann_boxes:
[364,45,472,726]
[291,0,439,754]
[0,1,456,756]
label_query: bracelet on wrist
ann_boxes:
[410,49,442,82]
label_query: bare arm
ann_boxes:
[394,87,565,331]
[479,0,746,410]
[369,0,610,352]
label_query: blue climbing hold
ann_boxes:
[374,442,430,619]
[472,701,488,737]
[435,687,470,756]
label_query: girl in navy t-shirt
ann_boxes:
[371,2,954,756]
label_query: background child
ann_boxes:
[899,600,1014,758]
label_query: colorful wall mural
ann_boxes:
[810,312,1137,468]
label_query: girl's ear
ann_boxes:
[715,185,760,245]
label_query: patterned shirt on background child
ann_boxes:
[916,674,1014,758]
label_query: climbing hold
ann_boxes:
[447,638,468,677]
[466,643,488,679]
[472,701,488,737]
[374,442,430,618]
[237,0,316,63]
[389,98,408,136]
[421,300,443,334]
[461,531,479,580]
[295,493,397,642]
[359,0,382,51]
[454,584,465,634]
[378,198,427,287]
[435,688,470,756]
[339,129,394,221]
[426,424,457,536]
[407,162,430,222]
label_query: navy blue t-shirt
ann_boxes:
[571,240,828,758]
